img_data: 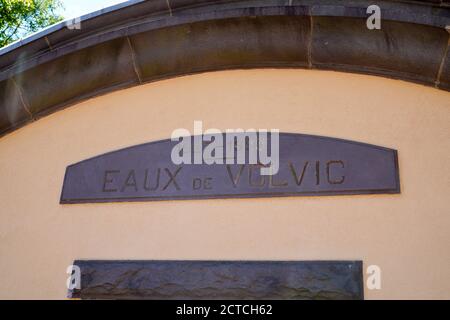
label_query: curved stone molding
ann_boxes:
[0,0,449,136]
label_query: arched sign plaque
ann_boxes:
[60,133,400,204]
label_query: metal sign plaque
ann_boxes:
[60,133,400,204]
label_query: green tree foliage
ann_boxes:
[0,0,63,48]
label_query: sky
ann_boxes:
[60,0,128,19]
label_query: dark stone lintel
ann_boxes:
[69,260,364,300]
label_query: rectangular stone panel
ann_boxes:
[69,260,364,300]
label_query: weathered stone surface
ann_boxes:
[15,38,138,118]
[69,260,364,300]
[438,41,450,91]
[130,15,310,82]
[0,79,30,135]
[312,17,449,85]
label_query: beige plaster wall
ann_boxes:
[0,69,449,299]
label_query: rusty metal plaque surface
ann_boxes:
[60,133,400,203]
